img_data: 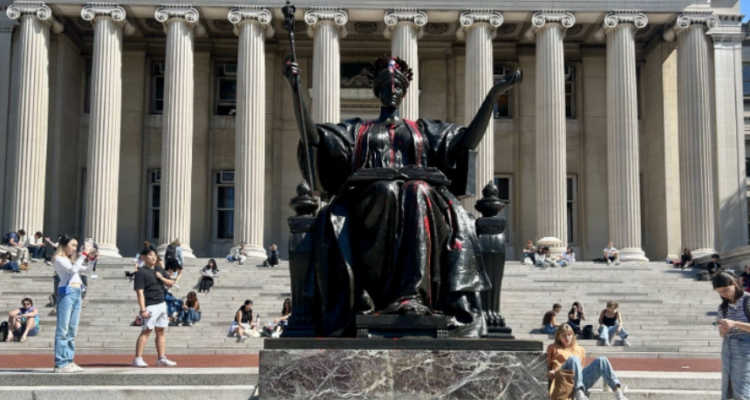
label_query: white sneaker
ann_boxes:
[574,389,590,400]
[132,357,148,368]
[173,284,180,289]
[156,357,177,367]
[614,388,629,400]
[69,363,84,372]
[45,261,52,266]
[606,259,611,265]
[54,364,83,373]
[615,260,621,266]
[21,258,28,264]
[90,274,98,279]
[604,338,611,347]
[622,339,631,347]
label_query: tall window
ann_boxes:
[493,176,512,244]
[148,169,161,241]
[565,65,576,119]
[567,176,577,244]
[493,65,513,119]
[151,63,165,114]
[746,142,750,178]
[215,171,235,240]
[216,63,237,115]
[84,59,92,113]
[743,64,750,99]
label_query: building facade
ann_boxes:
[0,0,746,261]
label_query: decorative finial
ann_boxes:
[475,180,506,218]
[290,180,317,216]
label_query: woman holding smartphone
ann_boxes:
[713,272,750,400]
[53,235,90,373]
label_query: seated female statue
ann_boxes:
[283,56,522,337]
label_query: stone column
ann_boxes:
[384,9,427,121]
[525,11,574,253]
[80,4,134,258]
[305,8,347,123]
[599,12,649,261]
[228,6,273,259]
[5,2,62,236]
[663,14,718,258]
[708,15,748,252]
[155,5,204,258]
[0,17,15,230]
[457,10,503,211]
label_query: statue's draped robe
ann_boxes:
[302,118,491,337]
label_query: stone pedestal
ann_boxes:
[259,339,546,400]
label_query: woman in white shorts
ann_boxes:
[230,299,258,340]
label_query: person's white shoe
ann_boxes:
[615,260,620,266]
[606,259,611,265]
[574,389,590,400]
[173,283,180,289]
[90,274,98,279]
[604,338,611,347]
[54,364,83,373]
[69,363,84,372]
[623,339,631,347]
[614,388,629,400]
[156,357,177,367]
[21,258,28,264]
[132,357,148,368]
[45,261,52,266]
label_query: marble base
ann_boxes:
[258,345,547,399]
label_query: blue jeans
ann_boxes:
[178,308,201,324]
[165,293,182,316]
[55,287,82,368]
[542,324,556,334]
[28,246,44,259]
[560,355,622,392]
[567,320,581,334]
[722,335,750,400]
[1,261,19,272]
[599,325,628,342]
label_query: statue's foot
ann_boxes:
[381,298,433,315]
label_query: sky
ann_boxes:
[743,0,750,21]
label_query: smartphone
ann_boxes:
[83,239,94,253]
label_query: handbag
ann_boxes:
[549,369,575,400]
[19,262,29,271]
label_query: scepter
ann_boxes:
[282,0,315,189]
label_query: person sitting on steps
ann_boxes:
[235,242,249,265]
[176,291,200,327]
[603,241,620,266]
[230,299,259,341]
[598,301,631,347]
[567,301,586,335]
[547,324,629,400]
[522,240,536,264]
[535,246,557,269]
[198,259,219,293]
[542,303,563,334]
[266,244,279,267]
[707,254,723,279]
[557,247,575,267]
[0,253,20,273]
[674,248,693,270]
[5,297,39,342]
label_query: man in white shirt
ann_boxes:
[603,241,620,266]
[25,231,45,261]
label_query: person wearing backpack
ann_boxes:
[4,229,29,264]
[713,272,750,400]
[164,239,184,288]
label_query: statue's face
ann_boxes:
[375,78,405,108]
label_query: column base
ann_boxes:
[617,248,649,262]
[157,243,196,259]
[96,244,122,258]
[228,245,267,261]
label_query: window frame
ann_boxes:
[150,63,165,115]
[147,169,161,243]
[743,63,750,99]
[565,65,576,119]
[213,171,236,241]
[567,175,578,245]
[492,64,513,119]
[215,63,238,116]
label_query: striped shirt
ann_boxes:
[718,293,750,338]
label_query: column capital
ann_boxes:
[228,6,274,38]
[707,14,745,45]
[383,9,427,39]
[6,1,63,33]
[81,3,135,35]
[663,12,718,42]
[304,8,347,39]
[593,11,647,41]
[155,4,205,36]
[524,11,575,40]
[456,10,503,41]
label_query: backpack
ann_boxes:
[0,321,8,342]
[164,245,177,264]
[696,271,710,281]
[581,325,594,340]
[2,232,12,245]
[720,296,750,322]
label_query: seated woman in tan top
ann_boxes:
[546,324,629,400]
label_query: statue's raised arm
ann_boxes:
[453,69,523,157]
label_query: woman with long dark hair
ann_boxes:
[567,302,586,335]
[199,258,218,293]
[177,291,201,326]
[53,234,90,373]
[713,272,750,400]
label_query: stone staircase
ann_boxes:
[0,258,724,399]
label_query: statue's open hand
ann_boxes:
[491,68,523,98]
[282,55,301,91]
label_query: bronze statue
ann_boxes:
[283,55,522,338]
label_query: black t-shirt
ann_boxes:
[707,262,722,273]
[134,266,169,306]
[741,272,750,287]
